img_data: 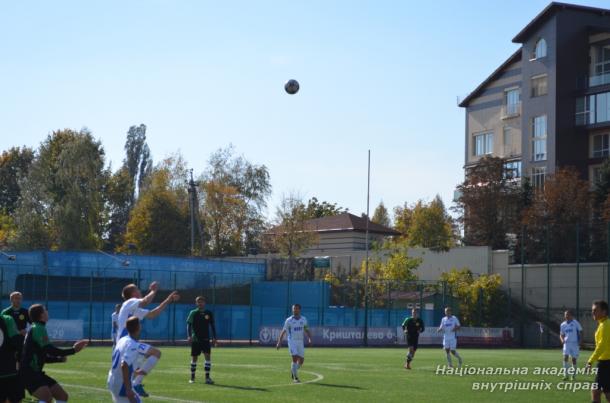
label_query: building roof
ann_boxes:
[513,2,610,43]
[265,213,401,236]
[458,49,522,107]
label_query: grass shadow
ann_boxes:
[211,383,269,392]
[309,382,364,390]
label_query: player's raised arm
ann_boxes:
[145,291,179,319]
[138,281,160,308]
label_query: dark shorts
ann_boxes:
[0,375,25,402]
[191,340,211,356]
[406,335,419,350]
[21,371,58,394]
[596,360,610,392]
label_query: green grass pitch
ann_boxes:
[36,347,594,402]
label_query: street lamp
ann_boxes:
[0,251,16,261]
[97,250,129,266]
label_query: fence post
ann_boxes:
[387,281,391,327]
[546,224,550,347]
[521,225,526,346]
[88,272,93,343]
[229,281,234,344]
[576,223,581,321]
[249,278,253,346]
[172,272,177,344]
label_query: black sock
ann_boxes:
[190,361,196,380]
[205,360,211,379]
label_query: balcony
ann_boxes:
[501,102,521,119]
[587,72,610,88]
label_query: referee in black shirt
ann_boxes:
[402,308,425,370]
[187,296,217,384]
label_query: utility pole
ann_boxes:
[364,150,371,346]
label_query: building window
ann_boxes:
[592,165,604,184]
[532,115,547,161]
[576,96,595,125]
[473,132,493,156]
[531,167,546,188]
[504,160,522,179]
[593,134,610,158]
[534,38,547,59]
[504,88,521,116]
[531,74,548,97]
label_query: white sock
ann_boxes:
[291,362,298,377]
[133,356,159,385]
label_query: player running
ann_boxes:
[0,313,24,403]
[276,304,312,383]
[111,303,121,347]
[107,317,146,403]
[19,304,88,403]
[402,308,425,370]
[186,296,217,384]
[559,309,582,381]
[117,282,179,397]
[437,307,462,368]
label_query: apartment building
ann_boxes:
[460,2,610,187]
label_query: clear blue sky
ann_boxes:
[1,0,607,220]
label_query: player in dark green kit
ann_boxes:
[402,308,425,370]
[187,296,217,384]
[19,304,88,403]
[0,313,23,403]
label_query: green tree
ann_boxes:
[440,268,506,327]
[201,181,248,256]
[203,146,271,254]
[124,159,189,255]
[372,201,390,227]
[12,129,107,250]
[124,124,152,197]
[266,194,317,265]
[407,196,456,251]
[454,156,522,249]
[0,146,34,214]
[304,197,348,219]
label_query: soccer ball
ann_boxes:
[284,79,300,95]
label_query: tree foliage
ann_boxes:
[371,201,390,227]
[454,156,523,249]
[124,158,189,255]
[266,194,317,260]
[0,146,34,214]
[398,196,456,251]
[440,268,506,327]
[304,197,347,219]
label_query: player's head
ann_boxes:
[411,308,418,318]
[564,310,574,321]
[292,304,302,316]
[126,316,141,338]
[445,307,452,317]
[122,284,142,300]
[114,303,122,313]
[196,296,206,309]
[9,291,23,308]
[29,304,48,323]
[592,300,609,321]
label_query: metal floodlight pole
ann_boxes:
[364,150,371,347]
[97,250,129,267]
[0,251,16,261]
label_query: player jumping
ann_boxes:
[276,304,312,383]
[19,304,88,403]
[437,307,462,368]
[187,296,217,384]
[559,309,582,381]
[117,282,179,397]
[402,308,425,370]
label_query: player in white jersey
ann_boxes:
[117,282,179,397]
[108,316,145,403]
[276,304,312,383]
[111,304,121,346]
[559,310,583,380]
[437,307,463,368]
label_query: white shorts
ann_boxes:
[563,343,580,358]
[443,337,457,350]
[288,342,305,357]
